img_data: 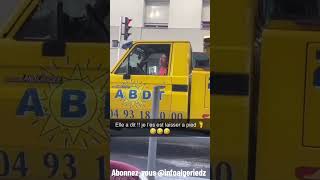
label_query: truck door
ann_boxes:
[256,32,320,180]
[0,0,109,179]
[294,43,320,180]
[110,43,174,119]
[304,44,320,148]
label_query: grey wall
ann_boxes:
[110,0,208,28]
[0,0,210,70]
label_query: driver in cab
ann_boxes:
[159,54,168,76]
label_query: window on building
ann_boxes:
[144,0,170,28]
[265,0,320,20]
[202,0,210,29]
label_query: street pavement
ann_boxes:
[110,135,211,179]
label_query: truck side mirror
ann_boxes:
[42,40,65,57]
[123,74,131,80]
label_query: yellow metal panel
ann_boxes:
[189,70,210,130]
[212,0,257,179]
[212,0,257,74]
[190,70,210,119]
[171,76,188,118]
[171,43,190,76]
[304,44,320,147]
[171,76,188,85]
[213,46,251,73]
[256,29,320,180]
[0,38,109,179]
[212,96,250,179]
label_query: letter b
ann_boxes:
[129,90,137,99]
[61,90,87,118]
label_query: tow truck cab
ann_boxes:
[110,41,210,128]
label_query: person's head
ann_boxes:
[160,54,168,67]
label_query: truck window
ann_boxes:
[265,0,320,20]
[15,0,108,42]
[203,36,210,56]
[115,44,171,76]
[192,52,210,69]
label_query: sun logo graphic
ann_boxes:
[16,63,108,149]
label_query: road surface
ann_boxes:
[110,136,211,179]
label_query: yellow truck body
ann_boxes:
[0,0,109,179]
[110,41,210,129]
[213,0,320,180]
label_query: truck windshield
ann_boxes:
[0,0,22,34]
[15,0,108,42]
[265,0,320,21]
[192,52,209,69]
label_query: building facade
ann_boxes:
[110,0,210,68]
[0,0,210,69]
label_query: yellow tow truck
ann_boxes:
[110,41,210,129]
[0,0,109,179]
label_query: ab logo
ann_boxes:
[16,64,108,148]
[114,79,165,109]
